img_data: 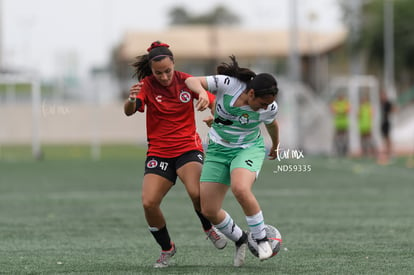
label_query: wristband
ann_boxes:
[128,97,136,103]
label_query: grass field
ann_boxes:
[1,145,413,274]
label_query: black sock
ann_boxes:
[150,226,172,251]
[195,210,212,231]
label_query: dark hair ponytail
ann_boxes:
[216,55,256,83]
[217,56,278,97]
[131,56,151,81]
[132,41,174,81]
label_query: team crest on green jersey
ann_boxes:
[239,113,249,125]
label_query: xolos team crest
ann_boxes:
[147,159,158,168]
[179,90,191,103]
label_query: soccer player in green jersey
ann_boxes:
[185,56,280,267]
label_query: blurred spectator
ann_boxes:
[358,94,375,157]
[377,91,395,165]
[330,93,350,157]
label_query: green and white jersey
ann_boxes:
[206,75,278,148]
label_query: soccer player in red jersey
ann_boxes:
[124,41,226,268]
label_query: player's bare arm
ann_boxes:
[185,77,210,112]
[265,120,279,160]
[202,99,216,128]
[124,82,142,116]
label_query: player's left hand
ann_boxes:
[268,145,277,160]
[196,90,210,111]
[203,115,214,128]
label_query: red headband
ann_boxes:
[147,42,170,52]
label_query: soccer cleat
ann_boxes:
[205,226,227,249]
[257,239,272,261]
[234,231,248,267]
[153,242,176,268]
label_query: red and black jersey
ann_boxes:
[136,71,215,158]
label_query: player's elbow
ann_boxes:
[185,76,206,90]
[184,77,196,88]
[124,107,136,116]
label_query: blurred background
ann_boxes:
[0,0,413,163]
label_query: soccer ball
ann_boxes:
[247,224,282,258]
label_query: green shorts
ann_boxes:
[200,138,265,186]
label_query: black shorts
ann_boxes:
[381,122,390,138]
[144,150,204,184]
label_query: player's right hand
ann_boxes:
[129,82,143,98]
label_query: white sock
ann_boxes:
[214,211,243,242]
[246,210,266,240]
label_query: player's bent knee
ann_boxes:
[231,186,251,201]
[200,207,218,221]
[142,198,161,211]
